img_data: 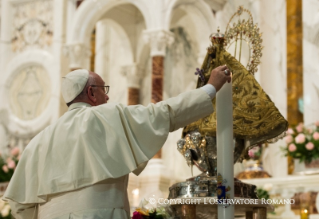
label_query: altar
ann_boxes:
[169,197,273,219]
[242,174,319,219]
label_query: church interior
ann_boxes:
[0,0,319,218]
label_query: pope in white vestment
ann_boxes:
[3,67,231,219]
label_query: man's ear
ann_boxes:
[87,86,96,102]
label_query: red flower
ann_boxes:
[132,211,143,219]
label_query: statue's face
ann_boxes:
[190,132,201,145]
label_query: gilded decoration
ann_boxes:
[286,0,303,126]
[183,39,288,147]
[224,6,263,75]
[182,7,288,161]
[11,0,53,52]
[9,65,51,120]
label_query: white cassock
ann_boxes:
[3,88,214,219]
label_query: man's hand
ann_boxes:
[207,65,232,91]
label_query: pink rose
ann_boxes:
[295,134,306,144]
[307,128,313,134]
[313,132,319,140]
[10,147,20,156]
[248,150,255,158]
[287,128,294,135]
[285,135,293,144]
[288,143,297,152]
[296,123,304,133]
[7,160,16,169]
[2,165,8,173]
[315,121,319,127]
[306,142,314,150]
[132,211,143,219]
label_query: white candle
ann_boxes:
[132,188,140,207]
[216,81,235,218]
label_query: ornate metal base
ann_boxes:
[168,197,272,219]
[169,174,258,199]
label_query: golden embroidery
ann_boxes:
[183,31,288,147]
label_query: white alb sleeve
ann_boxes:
[200,84,216,99]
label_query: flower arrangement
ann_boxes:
[132,207,167,219]
[248,145,262,160]
[283,121,319,163]
[0,200,11,219]
[0,146,21,219]
[0,147,20,182]
[132,198,170,219]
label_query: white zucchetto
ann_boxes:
[61,69,89,103]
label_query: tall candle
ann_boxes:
[216,81,234,218]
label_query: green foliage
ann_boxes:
[0,157,19,183]
[257,188,269,200]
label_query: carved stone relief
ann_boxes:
[164,27,198,97]
[9,65,51,120]
[11,0,53,52]
[143,29,174,57]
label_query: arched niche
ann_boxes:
[94,18,135,105]
[164,1,216,99]
[165,0,216,48]
[68,0,151,48]
[100,3,147,60]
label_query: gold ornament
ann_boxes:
[184,6,288,156]
[224,6,263,75]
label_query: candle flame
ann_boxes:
[132,188,139,196]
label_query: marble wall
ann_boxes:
[258,0,288,178]
[0,0,66,150]
[302,0,319,125]
[104,25,129,104]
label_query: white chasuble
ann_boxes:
[3,89,214,219]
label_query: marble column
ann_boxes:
[0,0,14,110]
[280,189,296,217]
[121,64,144,105]
[128,88,139,105]
[287,0,303,126]
[143,29,174,158]
[259,0,288,178]
[66,0,77,43]
[302,1,319,125]
[151,56,163,158]
[90,29,96,72]
[94,20,110,80]
[151,56,164,104]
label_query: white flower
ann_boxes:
[1,204,10,217]
[263,183,273,192]
[0,200,5,210]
